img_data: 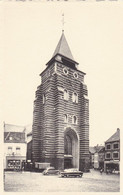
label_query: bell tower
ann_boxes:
[32,31,90,171]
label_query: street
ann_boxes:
[4,169,120,192]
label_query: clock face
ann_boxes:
[63,68,68,75]
[73,72,78,79]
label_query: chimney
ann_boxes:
[117,128,120,132]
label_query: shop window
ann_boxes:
[72,92,78,103]
[113,143,119,149]
[106,144,111,150]
[113,152,119,159]
[7,160,21,169]
[64,89,69,100]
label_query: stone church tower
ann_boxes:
[32,32,90,171]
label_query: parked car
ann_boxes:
[60,168,83,178]
[42,167,59,175]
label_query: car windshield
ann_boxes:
[64,168,79,172]
[47,167,55,170]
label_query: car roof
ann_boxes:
[47,167,55,169]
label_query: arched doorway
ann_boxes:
[64,128,79,169]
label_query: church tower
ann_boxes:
[32,31,90,171]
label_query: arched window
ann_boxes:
[72,92,78,103]
[43,94,45,104]
[72,115,77,124]
[64,114,68,123]
[64,135,72,155]
[64,89,69,100]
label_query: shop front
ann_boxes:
[104,160,120,173]
[6,156,26,171]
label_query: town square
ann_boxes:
[2,2,122,193]
[4,169,120,192]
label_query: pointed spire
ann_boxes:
[52,32,75,61]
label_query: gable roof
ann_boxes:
[105,128,120,143]
[94,146,104,153]
[4,123,26,133]
[98,147,105,153]
[90,145,104,154]
[52,32,74,61]
[27,131,32,136]
[4,132,26,143]
[89,147,96,154]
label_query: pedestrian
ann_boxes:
[22,166,24,172]
[100,168,103,174]
[106,168,109,174]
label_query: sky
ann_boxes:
[1,2,123,146]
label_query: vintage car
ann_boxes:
[42,167,59,175]
[60,168,83,178]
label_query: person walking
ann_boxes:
[100,168,103,174]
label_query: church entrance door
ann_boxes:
[64,128,79,169]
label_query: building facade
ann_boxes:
[26,131,32,162]
[104,128,120,172]
[4,123,27,170]
[32,32,89,171]
[89,147,96,168]
[98,147,105,169]
[93,145,104,169]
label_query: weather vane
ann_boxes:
[62,13,65,33]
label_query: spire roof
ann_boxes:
[52,32,75,61]
[105,128,120,143]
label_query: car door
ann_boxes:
[49,168,55,174]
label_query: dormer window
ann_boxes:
[64,89,69,100]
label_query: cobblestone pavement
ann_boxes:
[4,169,120,192]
